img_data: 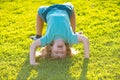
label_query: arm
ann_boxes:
[30,39,41,65]
[77,35,90,58]
[70,9,76,33]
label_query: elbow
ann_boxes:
[30,40,40,50]
[78,35,89,44]
[83,37,89,44]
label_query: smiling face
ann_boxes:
[51,39,67,59]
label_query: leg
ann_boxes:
[64,2,76,33]
[70,9,76,33]
[30,14,44,40]
[36,14,44,36]
[70,9,83,34]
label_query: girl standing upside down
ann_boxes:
[30,2,89,65]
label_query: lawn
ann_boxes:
[0,0,120,80]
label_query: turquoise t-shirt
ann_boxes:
[40,8,79,47]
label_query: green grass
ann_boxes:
[0,0,120,80]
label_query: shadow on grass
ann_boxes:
[17,56,89,80]
[79,58,89,80]
[16,56,32,80]
[16,56,73,80]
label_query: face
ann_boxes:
[51,39,67,59]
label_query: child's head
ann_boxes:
[40,39,72,59]
[51,39,67,59]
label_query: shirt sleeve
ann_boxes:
[40,36,47,47]
[70,34,79,45]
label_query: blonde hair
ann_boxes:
[39,43,75,59]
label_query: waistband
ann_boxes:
[42,4,73,22]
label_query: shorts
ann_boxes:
[38,2,74,23]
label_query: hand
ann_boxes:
[84,56,89,58]
[30,62,39,66]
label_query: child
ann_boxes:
[30,3,89,65]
